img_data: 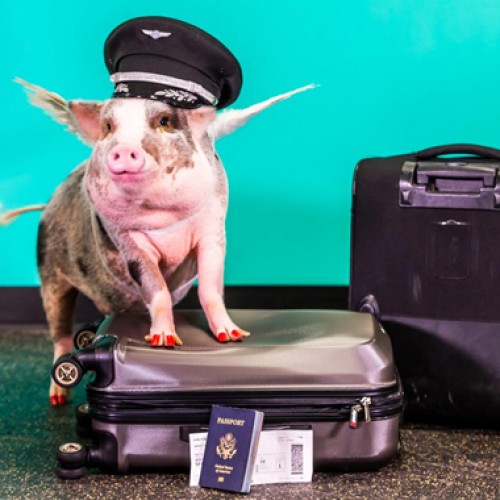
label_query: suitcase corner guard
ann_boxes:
[52,334,116,389]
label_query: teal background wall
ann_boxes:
[2,1,500,286]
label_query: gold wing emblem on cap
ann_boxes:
[141,29,171,40]
[216,433,237,460]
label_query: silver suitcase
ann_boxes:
[52,309,403,478]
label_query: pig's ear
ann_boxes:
[186,106,217,139]
[15,78,103,146]
[67,101,103,144]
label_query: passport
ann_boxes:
[199,405,264,493]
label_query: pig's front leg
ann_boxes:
[120,231,182,347]
[197,232,250,342]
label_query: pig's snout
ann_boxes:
[107,145,145,175]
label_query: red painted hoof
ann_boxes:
[50,395,59,406]
[57,395,67,405]
[150,334,161,347]
[217,332,229,342]
[165,335,176,347]
[231,330,243,340]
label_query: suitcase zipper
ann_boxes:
[361,396,372,422]
[86,387,401,426]
[349,404,363,429]
[349,397,372,429]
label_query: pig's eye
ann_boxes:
[103,120,113,136]
[157,116,174,133]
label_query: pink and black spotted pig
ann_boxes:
[4,18,313,405]
[11,80,314,406]
[6,17,315,405]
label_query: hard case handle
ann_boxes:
[400,144,500,209]
[415,163,497,188]
[416,143,500,161]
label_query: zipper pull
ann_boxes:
[360,396,372,423]
[349,404,362,429]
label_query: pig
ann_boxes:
[8,79,315,405]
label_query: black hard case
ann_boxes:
[349,144,500,426]
[54,310,403,474]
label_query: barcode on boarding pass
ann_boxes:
[291,444,304,474]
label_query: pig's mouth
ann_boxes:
[109,170,148,183]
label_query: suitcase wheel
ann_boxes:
[56,442,88,479]
[73,329,97,350]
[57,442,88,465]
[73,317,104,350]
[55,465,87,480]
[75,403,93,438]
[52,355,84,388]
[356,294,380,319]
[75,403,90,422]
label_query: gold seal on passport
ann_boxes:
[217,433,237,460]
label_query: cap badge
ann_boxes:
[141,29,172,40]
[115,83,130,94]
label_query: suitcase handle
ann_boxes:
[400,159,500,210]
[415,163,498,188]
[416,144,500,161]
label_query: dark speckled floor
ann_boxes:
[1,327,499,499]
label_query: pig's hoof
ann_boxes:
[230,328,251,341]
[166,333,183,347]
[216,328,251,342]
[217,332,230,342]
[230,329,245,341]
[49,381,70,406]
[147,332,183,347]
[149,333,163,347]
[50,395,67,406]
